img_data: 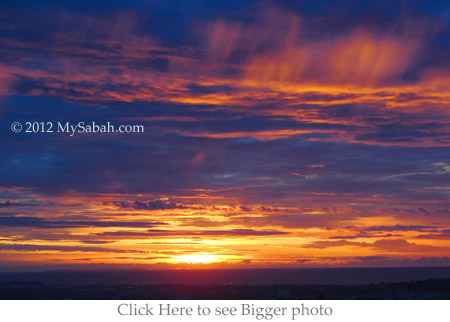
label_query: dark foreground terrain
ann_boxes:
[0,279,449,300]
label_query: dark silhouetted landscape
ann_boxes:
[1,267,449,299]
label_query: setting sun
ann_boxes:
[174,254,221,264]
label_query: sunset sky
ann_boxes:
[0,0,449,271]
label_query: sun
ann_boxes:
[174,253,220,264]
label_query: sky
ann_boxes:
[0,0,449,271]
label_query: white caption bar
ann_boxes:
[0,300,448,322]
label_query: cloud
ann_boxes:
[0,243,146,253]
[418,208,431,216]
[110,200,191,211]
[303,238,449,253]
[0,201,43,208]
[0,216,165,228]
[362,225,439,232]
[186,84,234,96]
[303,239,365,249]
[97,228,289,238]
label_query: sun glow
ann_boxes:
[174,254,220,264]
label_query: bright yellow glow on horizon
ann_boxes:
[174,254,220,264]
